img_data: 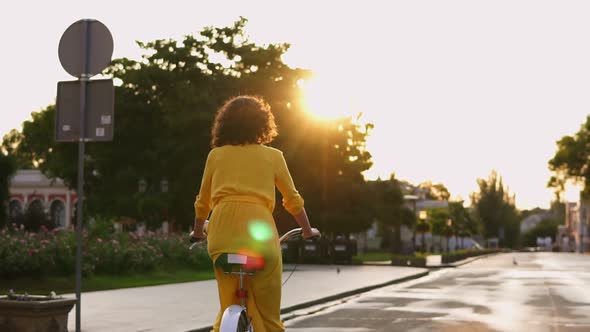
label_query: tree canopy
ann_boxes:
[2,18,373,234]
[470,171,519,247]
[521,218,559,247]
[419,181,451,201]
[370,175,417,252]
[448,201,479,237]
[548,115,590,198]
[0,153,16,228]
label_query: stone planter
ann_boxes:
[0,295,76,332]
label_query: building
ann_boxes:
[562,199,590,253]
[7,169,77,229]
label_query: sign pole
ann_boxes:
[57,18,113,331]
[74,19,91,332]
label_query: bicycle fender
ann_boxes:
[220,305,246,332]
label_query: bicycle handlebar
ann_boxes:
[188,220,209,250]
[279,228,321,243]
[189,221,319,250]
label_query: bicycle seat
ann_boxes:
[215,253,265,273]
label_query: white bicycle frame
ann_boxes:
[190,223,316,332]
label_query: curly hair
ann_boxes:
[210,96,278,147]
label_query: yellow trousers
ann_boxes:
[207,200,285,332]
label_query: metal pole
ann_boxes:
[75,19,91,332]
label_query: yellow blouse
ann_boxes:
[194,144,304,219]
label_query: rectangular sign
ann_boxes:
[56,79,114,142]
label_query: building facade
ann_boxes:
[562,198,590,253]
[7,169,77,229]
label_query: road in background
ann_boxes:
[286,253,590,332]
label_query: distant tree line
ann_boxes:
[3,18,568,251]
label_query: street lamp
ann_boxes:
[419,210,427,221]
[418,210,427,252]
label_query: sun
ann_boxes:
[299,75,356,121]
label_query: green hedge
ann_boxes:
[389,249,500,266]
[391,253,428,267]
[0,224,211,278]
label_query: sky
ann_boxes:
[1,0,590,209]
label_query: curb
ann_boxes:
[427,252,500,269]
[185,269,429,332]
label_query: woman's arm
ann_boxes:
[292,209,320,239]
[274,150,320,239]
[193,151,214,238]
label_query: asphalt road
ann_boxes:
[284,252,590,332]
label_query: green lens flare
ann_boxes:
[248,220,273,242]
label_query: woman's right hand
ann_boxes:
[302,227,321,240]
[190,230,207,241]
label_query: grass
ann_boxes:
[352,251,392,264]
[0,267,215,295]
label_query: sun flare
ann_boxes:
[299,75,356,121]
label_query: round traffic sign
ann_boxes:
[58,19,113,78]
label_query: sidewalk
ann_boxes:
[66,265,427,332]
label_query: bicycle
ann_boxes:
[190,221,320,332]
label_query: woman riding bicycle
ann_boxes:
[192,95,320,332]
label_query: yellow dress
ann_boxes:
[194,144,304,332]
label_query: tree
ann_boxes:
[23,199,52,232]
[550,199,565,225]
[2,18,374,234]
[448,201,479,249]
[419,181,450,201]
[372,175,416,253]
[415,219,430,252]
[519,207,547,221]
[548,115,590,197]
[2,129,34,169]
[521,218,559,247]
[471,171,519,248]
[427,207,450,251]
[0,153,16,228]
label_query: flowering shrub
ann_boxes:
[0,223,211,278]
